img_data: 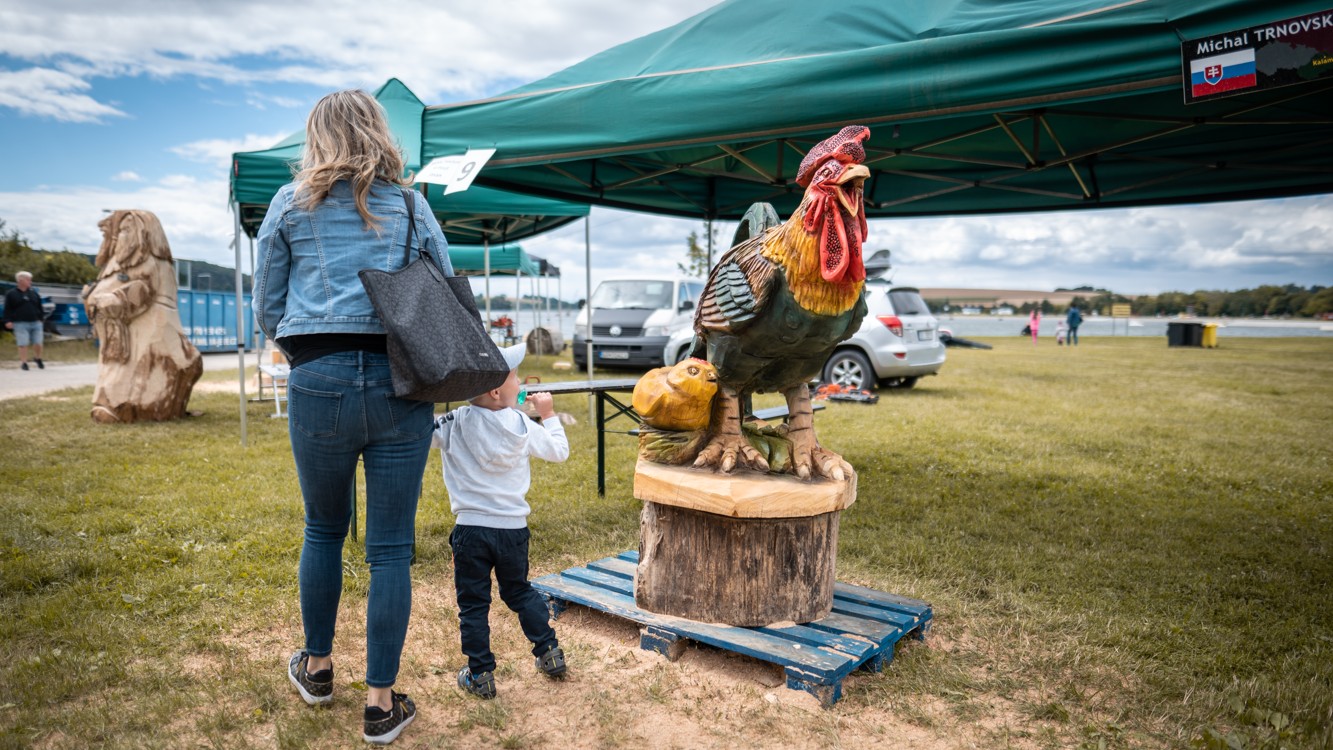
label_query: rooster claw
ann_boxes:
[793,447,852,482]
[694,435,769,474]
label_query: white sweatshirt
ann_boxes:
[431,405,569,529]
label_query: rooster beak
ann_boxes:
[835,164,870,215]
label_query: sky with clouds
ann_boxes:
[1,0,1330,298]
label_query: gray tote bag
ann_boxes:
[358,189,509,402]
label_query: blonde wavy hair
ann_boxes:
[294,89,411,232]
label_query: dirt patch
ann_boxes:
[150,578,1093,749]
[192,380,245,394]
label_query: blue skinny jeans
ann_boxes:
[287,351,433,688]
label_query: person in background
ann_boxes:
[1028,307,1041,345]
[1055,319,1069,346]
[432,344,570,701]
[4,271,45,370]
[253,89,453,746]
[1066,304,1084,346]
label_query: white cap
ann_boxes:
[500,343,526,371]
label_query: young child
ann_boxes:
[432,344,570,700]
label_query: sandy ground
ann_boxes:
[197,582,1022,750]
[0,351,248,401]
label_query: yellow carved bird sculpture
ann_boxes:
[631,357,719,432]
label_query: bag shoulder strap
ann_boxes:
[400,187,445,281]
[400,187,418,267]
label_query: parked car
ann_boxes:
[663,280,945,390]
[573,276,704,369]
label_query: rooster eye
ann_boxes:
[814,161,841,183]
[687,366,699,376]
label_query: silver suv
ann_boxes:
[663,281,945,390]
[822,282,945,390]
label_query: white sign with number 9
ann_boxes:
[416,148,496,194]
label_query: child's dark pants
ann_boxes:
[450,524,558,675]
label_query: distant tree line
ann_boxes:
[475,293,578,311]
[925,285,1332,318]
[1,218,259,294]
[1127,285,1332,318]
[0,219,98,285]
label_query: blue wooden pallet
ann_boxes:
[532,550,932,706]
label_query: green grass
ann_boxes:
[1,338,1330,749]
[0,334,99,364]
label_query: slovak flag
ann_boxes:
[1190,49,1257,98]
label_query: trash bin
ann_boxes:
[1187,323,1205,346]
[1167,321,1204,347]
[1201,324,1218,348]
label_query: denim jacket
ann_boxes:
[253,179,453,342]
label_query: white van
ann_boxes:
[572,276,704,369]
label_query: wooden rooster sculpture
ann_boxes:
[690,125,872,481]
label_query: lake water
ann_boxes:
[504,309,1333,342]
[936,315,1333,339]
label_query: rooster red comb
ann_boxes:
[796,125,871,187]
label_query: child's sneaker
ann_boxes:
[535,645,567,679]
[288,650,333,705]
[34,358,43,369]
[363,692,415,745]
[457,666,496,699]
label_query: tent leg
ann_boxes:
[250,235,262,394]
[707,218,714,271]
[585,216,594,424]
[484,238,492,334]
[233,205,247,446]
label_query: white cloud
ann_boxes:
[244,92,304,110]
[1,1,1328,296]
[867,195,1333,293]
[0,67,127,122]
[0,177,238,266]
[0,1,720,121]
[170,132,294,169]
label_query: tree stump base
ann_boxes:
[633,460,856,626]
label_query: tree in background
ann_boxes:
[0,219,98,285]
[1301,287,1333,317]
[1129,285,1330,318]
[679,224,718,279]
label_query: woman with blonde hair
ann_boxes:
[254,88,452,745]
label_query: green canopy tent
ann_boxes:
[225,79,587,444]
[449,244,563,341]
[231,79,588,244]
[449,244,542,277]
[420,0,1333,221]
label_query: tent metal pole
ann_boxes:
[484,238,492,329]
[585,215,594,423]
[706,219,714,271]
[250,234,261,389]
[539,271,547,349]
[233,204,247,446]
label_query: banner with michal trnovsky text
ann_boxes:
[1181,8,1333,104]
